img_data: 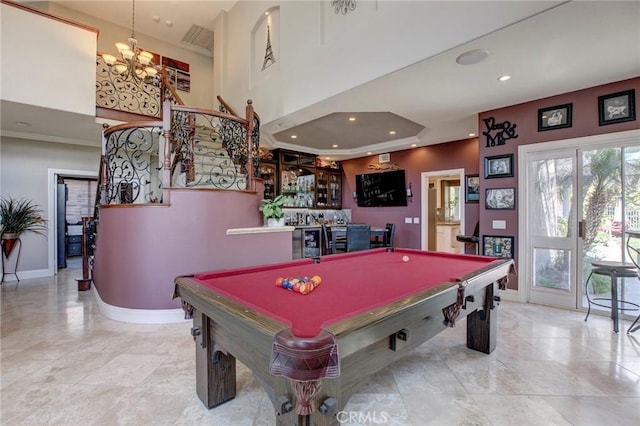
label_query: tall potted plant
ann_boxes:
[0,197,47,256]
[259,195,293,226]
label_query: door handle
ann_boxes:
[578,220,586,239]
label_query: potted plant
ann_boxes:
[0,197,47,256]
[259,194,293,227]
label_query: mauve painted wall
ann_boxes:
[92,188,293,310]
[478,77,640,289]
[341,138,480,249]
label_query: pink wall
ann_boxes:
[338,77,639,291]
[92,188,293,310]
[478,77,640,288]
[341,137,480,249]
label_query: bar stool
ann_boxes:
[456,222,479,255]
[584,260,639,333]
[625,231,640,333]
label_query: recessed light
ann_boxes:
[366,152,372,155]
[348,117,356,121]
[15,121,31,127]
[456,49,490,66]
[152,15,161,23]
[389,130,396,135]
[469,133,476,137]
[498,74,511,82]
[332,144,338,148]
[291,135,297,139]
[325,157,331,160]
[411,144,417,147]
[165,20,173,28]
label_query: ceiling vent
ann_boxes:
[181,25,214,53]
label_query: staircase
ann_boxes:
[173,122,249,190]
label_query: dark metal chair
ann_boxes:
[625,231,640,333]
[370,223,396,248]
[322,224,345,254]
[584,260,639,333]
[346,224,371,252]
[456,222,480,255]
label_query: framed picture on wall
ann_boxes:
[465,175,480,203]
[482,235,514,259]
[484,154,514,179]
[538,103,572,131]
[485,187,515,210]
[598,89,636,125]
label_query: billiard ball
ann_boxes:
[402,255,410,262]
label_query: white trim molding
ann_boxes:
[91,286,190,324]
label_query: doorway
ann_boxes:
[519,130,640,314]
[57,177,98,269]
[47,169,98,276]
[420,169,465,252]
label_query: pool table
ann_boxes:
[173,248,514,425]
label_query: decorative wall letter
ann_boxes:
[482,117,519,147]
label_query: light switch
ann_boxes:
[493,220,506,229]
[405,217,412,224]
[413,217,420,224]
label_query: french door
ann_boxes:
[521,130,640,311]
[526,148,577,308]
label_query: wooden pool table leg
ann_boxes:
[193,311,237,408]
[466,284,497,354]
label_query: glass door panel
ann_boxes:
[329,171,342,208]
[316,169,329,207]
[581,146,640,316]
[528,151,577,308]
[533,248,571,291]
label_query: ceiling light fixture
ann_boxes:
[291,135,297,139]
[469,133,476,137]
[348,117,356,121]
[411,144,417,147]
[332,144,338,148]
[101,0,158,82]
[15,121,31,127]
[389,130,396,135]
[498,74,511,82]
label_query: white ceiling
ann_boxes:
[2,1,639,161]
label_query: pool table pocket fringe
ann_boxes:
[442,283,466,327]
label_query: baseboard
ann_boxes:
[1,268,49,282]
[498,288,521,302]
[91,286,190,324]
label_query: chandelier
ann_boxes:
[101,0,158,81]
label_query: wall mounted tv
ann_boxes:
[355,169,408,207]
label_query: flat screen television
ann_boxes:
[355,169,408,207]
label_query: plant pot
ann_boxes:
[267,218,285,227]
[1,233,20,257]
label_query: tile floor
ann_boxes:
[2,264,640,425]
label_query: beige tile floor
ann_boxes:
[2,263,640,425]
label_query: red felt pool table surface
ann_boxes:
[192,248,502,338]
